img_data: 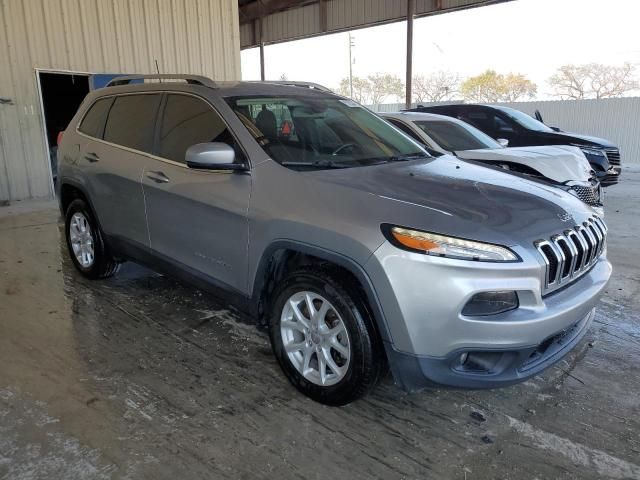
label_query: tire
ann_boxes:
[269,267,384,405]
[64,198,120,279]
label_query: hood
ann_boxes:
[456,145,593,183]
[305,155,596,248]
[544,130,617,148]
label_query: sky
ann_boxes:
[241,0,640,100]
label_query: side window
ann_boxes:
[493,114,515,136]
[103,94,162,153]
[387,119,425,144]
[158,94,240,164]
[78,98,113,139]
[458,110,495,136]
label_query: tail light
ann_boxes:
[57,131,64,146]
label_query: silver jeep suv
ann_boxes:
[57,75,611,405]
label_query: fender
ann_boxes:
[251,239,392,343]
[58,178,98,220]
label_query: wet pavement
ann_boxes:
[1,170,639,480]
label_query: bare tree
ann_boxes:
[461,70,536,102]
[549,63,639,99]
[337,76,369,103]
[366,73,404,105]
[501,73,538,102]
[412,71,460,103]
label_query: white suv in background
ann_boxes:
[382,112,603,210]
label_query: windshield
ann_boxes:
[225,95,427,170]
[495,106,554,132]
[414,120,501,151]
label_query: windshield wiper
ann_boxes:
[361,152,431,165]
[388,152,432,162]
[280,160,352,169]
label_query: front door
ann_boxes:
[142,93,251,294]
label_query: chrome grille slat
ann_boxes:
[555,234,576,280]
[535,216,607,292]
[589,221,604,256]
[581,224,597,265]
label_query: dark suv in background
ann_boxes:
[408,104,621,186]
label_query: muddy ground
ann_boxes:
[1,169,639,479]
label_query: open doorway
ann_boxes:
[37,71,90,189]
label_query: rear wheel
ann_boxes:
[269,267,383,405]
[65,199,119,279]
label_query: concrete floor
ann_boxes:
[1,170,639,480]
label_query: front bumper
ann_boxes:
[385,307,594,390]
[599,166,621,187]
[365,242,611,390]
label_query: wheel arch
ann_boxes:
[59,180,94,216]
[59,180,114,254]
[251,240,392,344]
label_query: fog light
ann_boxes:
[462,291,518,316]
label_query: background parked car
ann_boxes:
[407,104,621,186]
[382,112,603,210]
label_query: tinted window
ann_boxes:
[226,96,426,170]
[79,98,112,138]
[495,106,553,132]
[159,94,238,164]
[104,94,161,152]
[414,120,501,151]
[387,118,424,143]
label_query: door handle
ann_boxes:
[146,170,170,183]
[84,152,99,163]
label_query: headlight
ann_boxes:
[384,225,519,262]
[578,147,605,158]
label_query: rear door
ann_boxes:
[141,92,251,294]
[87,93,161,248]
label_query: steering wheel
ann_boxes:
[331,143,355,156]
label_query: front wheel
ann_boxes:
[269,267,384,405]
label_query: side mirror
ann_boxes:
[497,138,509,147]
[185,142,246,171]
[550,126,561,132]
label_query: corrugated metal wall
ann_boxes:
[240,0,507,48]
[0,0,241,202]
[371,98,640,164]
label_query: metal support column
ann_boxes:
[259,17,265,81]
[405,0,415,109]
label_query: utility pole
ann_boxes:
[348,32,355,98]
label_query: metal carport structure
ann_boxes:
[238,0,512,107]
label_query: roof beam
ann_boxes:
[239,0,317,24]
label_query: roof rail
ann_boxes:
[258,81,332,92]
[105,74,217,88]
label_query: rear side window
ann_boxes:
[104,94,162,153]
[387,119,424,144]
[78,98,112,138]
[158,94,239,164]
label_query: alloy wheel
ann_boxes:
[280,291,351,386]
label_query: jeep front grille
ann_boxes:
[535,216,607,291]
